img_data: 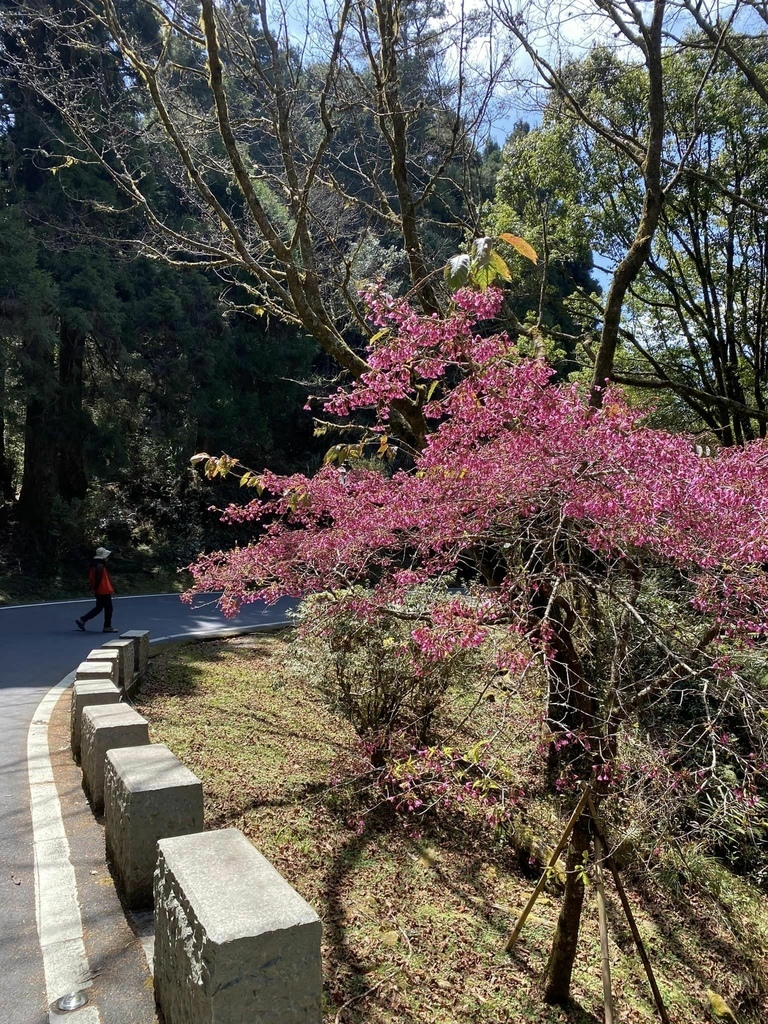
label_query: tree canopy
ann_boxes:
[188,285,768,1002]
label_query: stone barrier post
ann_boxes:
[101,638,135,690]
[104,744,203,908]
[75,658,119,688]
[81,704,150,813]
[121,630,150,680]
[85,649,121,684]
[154,829,322,1024]
[70,680,121,762]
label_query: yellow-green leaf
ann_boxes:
[489,250,512,282]
[706,990,739,1023]
[323,445,342,466]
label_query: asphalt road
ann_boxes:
[0,592,292,1024]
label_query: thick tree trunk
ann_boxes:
[590,0,666,407]
[543,812,591,1003]
[527,569,601,1002]
[57,323,88,501]
[17,329,58,538]
[0,346,15,500]
[538,601,598,786]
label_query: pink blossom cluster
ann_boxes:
[187,290,768,663]
[323,286,512,419]
[411,600,489,660]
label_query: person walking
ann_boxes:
[75,547,117,633]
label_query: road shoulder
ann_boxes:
[49,688,157,1024]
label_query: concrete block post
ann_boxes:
[75,659,119,688]
[101,638,134,690]
[81,704,150,814]
[85,648,121,684]
[121,630,150,679]
[104,744,203,909]
[70,680,121,763]
[154,829,322,1024]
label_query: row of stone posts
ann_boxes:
[69,631,322,1024]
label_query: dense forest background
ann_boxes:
[1,0,767,599]
[0,136,321,595]
[0,0,508,598]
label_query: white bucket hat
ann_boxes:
[94,547,112,559]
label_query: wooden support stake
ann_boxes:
[586,795,671,1024]
[594,833,615,1024]
[505,784,591,952]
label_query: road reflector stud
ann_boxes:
[54,991,89,1012]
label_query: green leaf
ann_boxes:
[470,240,512,290]
[239,471,263,492]
[213,454,237,478]
[471,254,508,290]
[444,253,470,290]
[324,444,357,466]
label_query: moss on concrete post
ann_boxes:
[104,744,203,908]
[154,829,322,1024]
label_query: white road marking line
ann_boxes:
[28,671,101,1023]
[1,594,181,610]
[150,621,290,644]
[25,619,290,1021]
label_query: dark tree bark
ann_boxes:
[589,0,666,407]
[57,322,88,501]
[17,329,59,538]
[521,530,603,1000]
[0,346,16,500]
[543,812,592,1003]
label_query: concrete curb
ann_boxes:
[36,618,298,1023]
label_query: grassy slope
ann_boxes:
[134,636,768,1024]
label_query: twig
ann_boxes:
[333,969,400,1023]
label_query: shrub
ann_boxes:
[290,585,489,753]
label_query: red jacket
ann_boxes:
[89,562,114,596]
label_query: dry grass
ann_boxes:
[134,634,768,1024]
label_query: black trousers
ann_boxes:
[81,594,113,628]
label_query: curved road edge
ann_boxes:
[30,620,290,1022]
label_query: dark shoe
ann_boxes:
[102,626,118,633]
[75,618,86,631]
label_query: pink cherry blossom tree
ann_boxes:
[188,285,768,1003]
